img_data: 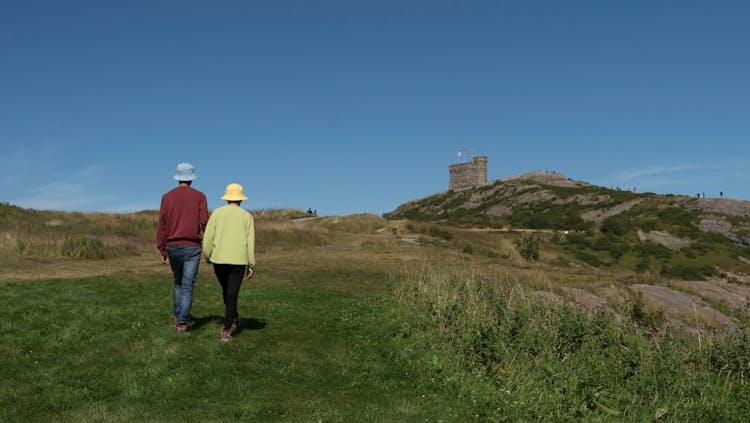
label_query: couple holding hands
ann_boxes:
[156,162,255,342]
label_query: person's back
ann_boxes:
[202,204,255,267]
[202,183,256,342]
[157,185,208,253]
[156,162,208,334]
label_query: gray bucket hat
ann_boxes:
[174,162,197,181]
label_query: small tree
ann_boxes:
[515,235,540,261]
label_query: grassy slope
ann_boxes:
[2,207,750,420]
[0,272,452,421]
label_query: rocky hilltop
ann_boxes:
[386,172,750,332]
[387,171,750,248]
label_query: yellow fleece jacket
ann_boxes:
[202,205,255,269]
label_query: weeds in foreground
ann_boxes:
[389,268,750,421]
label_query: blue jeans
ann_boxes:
[167,245,201,325]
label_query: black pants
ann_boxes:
[213,264,245,330]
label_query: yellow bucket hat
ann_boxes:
[221,183,248,201]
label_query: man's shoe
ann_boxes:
[175,324,188,334]
[220,327,232,342]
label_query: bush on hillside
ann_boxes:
[660,262,716,280]
[61,237,114,260]
[600,216,635,236]
[514,235,540,261]
[633,242,672,260]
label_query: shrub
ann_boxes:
[61,237,114,260]
[600,216,634,236]
[635,256,650,273]
[659,263,716,280]
[634,242,672,260]
[574,249,603,267]
[628,292,665,328]
[657,207,699,226]
[429,226,453,241]
[591,233,627,260]
[514,235,540,261]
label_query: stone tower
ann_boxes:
[449,156,488,190]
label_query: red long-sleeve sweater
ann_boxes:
[156,185,209,258]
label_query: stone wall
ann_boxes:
[449,156,488,190]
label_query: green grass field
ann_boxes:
[0,270,458,421]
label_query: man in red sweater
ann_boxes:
[157,162,209,334]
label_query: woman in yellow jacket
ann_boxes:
[202,183,256,342]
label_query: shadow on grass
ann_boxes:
[191,315,267,333]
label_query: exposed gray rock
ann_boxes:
[637,230,691,251]
[695,198,750,218]
[515,190,557,204]
[511,184,542,193]
[699,215,733,234]
[563,287,621,320]
[675,279,750,312]
[630,284,737,331]
[502,171,592,188]
[582,199,642,222]
[554,194,608,206]
[533,287,624,324]
[486,205,512,217]
[699,215,750,247]
[596,286,627,308]
[547,179,591,188]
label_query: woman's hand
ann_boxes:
[246,267,254,280]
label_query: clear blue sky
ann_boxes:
[2,1,749,215]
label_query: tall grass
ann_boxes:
[255,220,331,252]
[254,214,386,252]
[0,205,343,259]
[0,203,154,259]
[389,268,750,420]
[319,213,386,234]
[252,208,309,221]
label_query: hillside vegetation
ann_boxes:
[2,200,750,420]
[385,172,750,281]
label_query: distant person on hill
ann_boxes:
[202,183,256,342]
[156,162,209,335]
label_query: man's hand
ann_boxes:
[246,267,254,280]
[161,255,169,265]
